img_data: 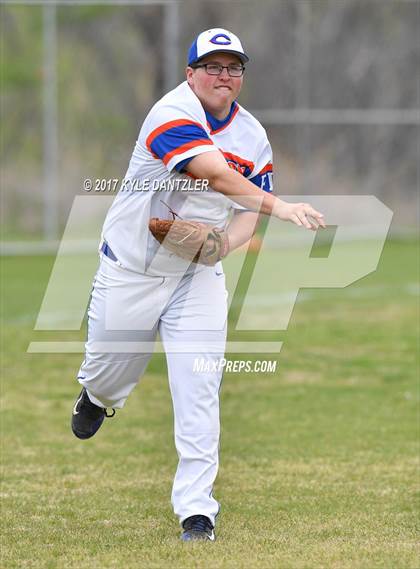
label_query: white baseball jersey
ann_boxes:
[102,80,273,275]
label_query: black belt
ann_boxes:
[100,242,118,262]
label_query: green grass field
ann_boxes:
[1,238,419,568]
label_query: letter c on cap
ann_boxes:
[210,33,232,45]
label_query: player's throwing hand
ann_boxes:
[273,200,326,231]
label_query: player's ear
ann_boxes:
[186,66,194,85]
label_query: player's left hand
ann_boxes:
[274,200,326,230]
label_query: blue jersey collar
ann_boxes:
[205,101,238,133]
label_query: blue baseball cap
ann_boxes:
[188,28,249,66]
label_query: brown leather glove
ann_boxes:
[149,218,229,266]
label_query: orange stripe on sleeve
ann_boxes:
[146,119,206,150]
[163,139,214,165]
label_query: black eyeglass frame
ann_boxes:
[191,63,246,77]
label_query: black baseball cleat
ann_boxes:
[71,387,115,440]
[181,515,215,542]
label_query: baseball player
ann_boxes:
[71,28,325,542]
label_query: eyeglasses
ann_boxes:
[192,63,245,77]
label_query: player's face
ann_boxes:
[186,53,244,120]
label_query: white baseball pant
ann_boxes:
[77,254,228,526]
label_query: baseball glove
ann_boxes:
[149,218,229,266]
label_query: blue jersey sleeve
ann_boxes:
[146,119,215,171]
